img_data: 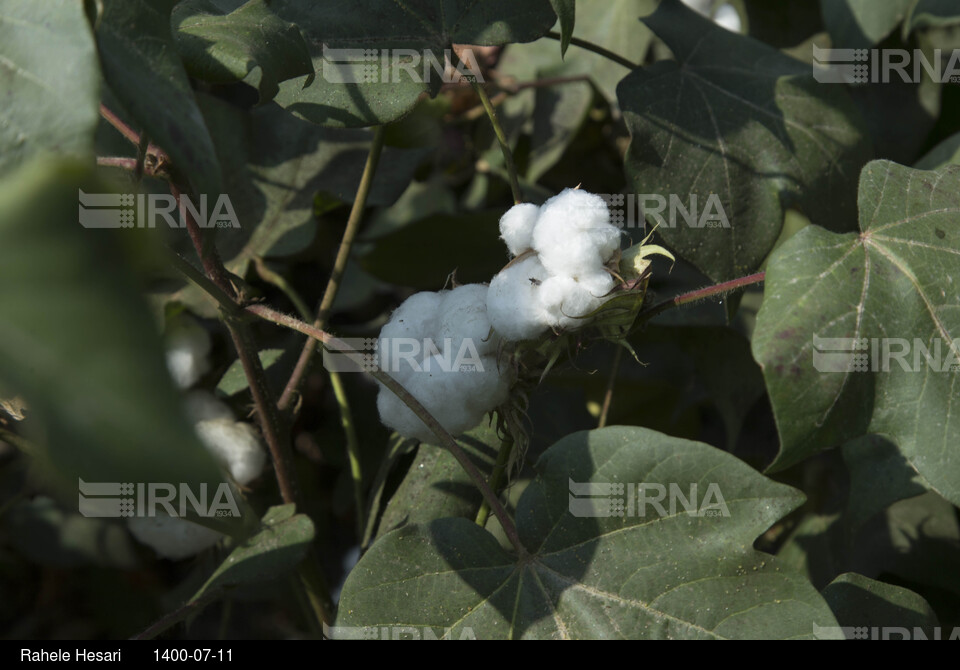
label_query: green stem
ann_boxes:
[278,126,386,412]
[474,430,514,528]
[471,80,523,205]
[544,31,638,70]
[329,368,365,541]
[598,345,623,429]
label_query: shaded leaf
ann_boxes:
[0,0,99,176]
[550,0,576,56]
[752,160,960,509]
[216,349,285,396]
[619,0,871,281]
[820,0,913,48]
[338,426,838,639]
[822,573,939,634]
[172,0,313,102]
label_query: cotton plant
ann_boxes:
[126,392,266,560]
[376,188,673,445]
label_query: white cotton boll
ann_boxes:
[126,515,221,560]
[532,189,621,276]
[183,390,234,424]
[165,319,211,389]
[195,419,267,487]
[379,291,443,343]
[540,272,616,329]
[499,203,540,256]
[438,284,498,357]
[681,0,713,17]
[714,4,742,32]
[487,255,551,341]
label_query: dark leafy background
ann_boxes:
[1,0,959,639]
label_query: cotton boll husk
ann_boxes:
[165,319,211,389]
[499,202,540,256]
[195,419,267,487]
[438,284,498,357]
[487,255,551,341]
[127,515,221,560]
[183,390,234,424]
[540,271,616,329]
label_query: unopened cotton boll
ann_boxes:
[499,202,540,256]
[165,318,211,389]
[486,255,551,341]
[126,514,222,561]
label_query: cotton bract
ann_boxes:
[376,284,510,443]
[487,189,621,340]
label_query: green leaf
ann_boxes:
[822,573,939,634]
[337,426,838,639]
[916,131,960,170]
[216,349,285,396]
[842,435,928,529]
[374,425,498,542]
[752,160,960,508]
[95,0,221,198]
[271,0,557,127]
[0,158,225,493]
[361,210,507,289]
[191,504,314,602]
[618,0,871,282]
[907,0,960,32]
[550,0,575,56]
[820,0,914,48]
[0,0,99,176]
[172,0,313,103]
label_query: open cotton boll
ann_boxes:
[438,284,498,357]
[195,419,267,487]
[713,4,742,32]
[532,190,621,276]
[165,318,211,389]
[487,255,551,341]
[183,390,234,424]
[540,272,616,329]
[499,202,540,256]
[126,514,221,560]
[379,291,443,343]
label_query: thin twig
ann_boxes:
[640,272,766,322]
[278,126,386,412]
[544,31,638,70]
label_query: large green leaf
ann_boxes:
[820,0,914,48]
[95,0,221,198]
[0,0,99,176]
[271,0,557,127]
[822,573,939,634]
[336,426,838,639]
[0,159,226,493]
[618,0,871,282]
[172,0,312,102]
[374,425,499,542]
[752,160,960,508]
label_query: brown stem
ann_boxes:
[278,126,386,412]
[246,305,528,557]
[544,31,638,70]
[640,272,767,321]
[99,103,140,145]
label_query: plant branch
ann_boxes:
[470,79,523,204]
[598,345,623,429]
[474,430,514,528]
[131,588,226,640]
[278,126,386,412]
[640,272,767,322]
[245,305,528,557]
[99,103,140,145]
[544,31,638,70]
